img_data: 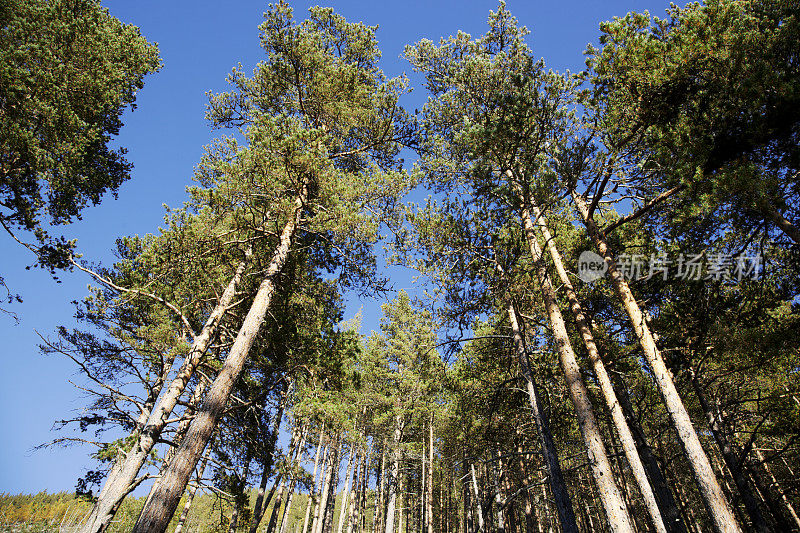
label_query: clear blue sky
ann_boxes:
[0,0,669,495]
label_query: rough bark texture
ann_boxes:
[573,191,743,533]
[517,190,635,533]
[301,427,326,533]
[80,252,251,533]
[507,303,578,533]
[532,204,670,533]
[173,442,212,533]
[132,190,305,533]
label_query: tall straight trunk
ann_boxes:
[465,474,473,533]
[337,446,357,533]
[307,439,331,533]
[375,442,387,533]
[419,436,428,533]
[132,189,307,533]
[384,418,404,533]
[426,420,434,533]
[515,444,536,533]
[506,304,578,533]
[346,448,363,533]
[302,426,327,533]
[573,191,742,533]
[310,441,335,533]
[513,183,634,533]
[611,374,686,533]
[532,204,670,533]
[320,438,342,533]
[688,367,770,533]
[81,250,250,533]
[251,390,291,533]
[470,464,485,532]
[492,452,506,533]
[279,429,307,533]
[398,470,405,533]
[173,439,213,533]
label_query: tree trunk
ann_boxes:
[514,187,635,533]
[301,428,327,533]
[251,390,291,533]
[761,202,800,244]
[279,429,307,533]
[688,367,770,533]
[132,189,306,533]
[346,448,363,533]
[320,438,342,533]
[385,418,404,533]
[531,203,670,533]
[173,440,212,533]
[470,464,485,532]
[267,425,305,533]
[307,437,330,533]
[506,303,578,533]
[79,252,250,533]
[427,420,434,533]
[611,373,687,533]
[492,452,506,533]
[755,448,800,531]
[375,442,387,533]
[572,190,742,533]
[337,446,357,533]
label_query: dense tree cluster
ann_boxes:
[5,1,798,532]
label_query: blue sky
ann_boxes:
[0,0,669,495]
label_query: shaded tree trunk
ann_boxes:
[506,303,578,533]
[251,387,291,533]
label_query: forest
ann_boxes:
[1,0,799,532]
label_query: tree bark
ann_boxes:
[573,190,743,533]
[337,446,357,533]
[519,200,634,532]
[532,203,670,533]
[384,417,404,533]
[173,440,212,533]
[132,189,306,533]
[267,424,305,533]
[320,437,342,533]
[427,420,434,533]
[506,303,578,533]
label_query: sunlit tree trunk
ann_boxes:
[572,191,742,533]
[132,188,307,533]
[79,252,250,533]
[385,417,404,533]
[173,439,212,533]
[532,203,670,533]
[511,182,634,533]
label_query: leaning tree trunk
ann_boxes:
[266,425,305,533]
[506,303,578,533]
[173,439,213,533]
[514,183,635,533]
[132,188,306,533]
[80,250,251,533]
[573,190,743,533]
[532,203,671,533]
